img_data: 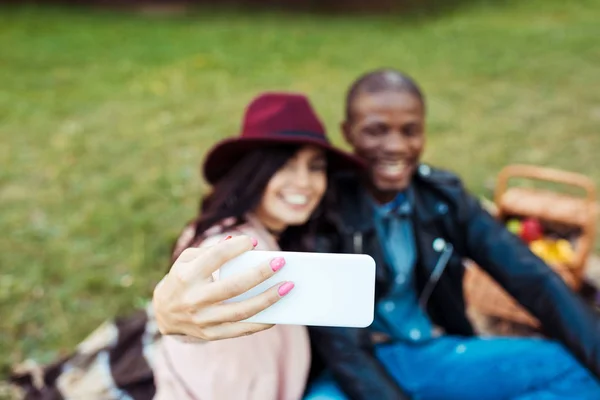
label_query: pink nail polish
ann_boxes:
[278,282,295,297]
[219,235,232,243]
[251,237,258,247]
[270,257,286,272]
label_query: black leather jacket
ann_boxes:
[308,165,600,400]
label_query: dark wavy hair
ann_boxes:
[176,144,337,255]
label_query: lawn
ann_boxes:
[1,0,599,379]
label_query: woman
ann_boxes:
[9,92,361,400]
[152,92,363,400]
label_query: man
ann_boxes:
[306,69,600,399]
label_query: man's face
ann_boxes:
[343,90,426,203]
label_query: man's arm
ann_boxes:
[460,188,600,377]
[309,326,410,400]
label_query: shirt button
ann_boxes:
[395,275,406,285]
[418,164,431,176]
[409,329,422,340]
[433,238,446,252]
[383,301,396,312]
[437,203,448,215]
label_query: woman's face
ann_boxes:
[255,145,327,232]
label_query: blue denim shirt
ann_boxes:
[370,188,434,342]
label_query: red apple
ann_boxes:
[520,218,543,243]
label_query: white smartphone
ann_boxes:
[219,250,376,328]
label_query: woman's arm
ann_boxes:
[153,235,291,341]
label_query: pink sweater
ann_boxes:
[153,216,311,400]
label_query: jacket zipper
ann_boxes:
[353,232,363,253]
[353,231,453,308]
[418,243,454,308]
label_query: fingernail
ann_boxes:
[219,235,233,243]
[251,237,258,248]
[270,257,286,272]
[278,282,295,297]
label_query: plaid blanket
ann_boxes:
[9,304,160,400]
[7,219,228,400]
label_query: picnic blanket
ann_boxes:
[8,304,159,400]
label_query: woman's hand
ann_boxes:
[153,235,292,341]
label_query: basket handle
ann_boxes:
[494,165,597,273]
[494,164,597,205]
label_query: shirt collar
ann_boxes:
[370,186,414,218]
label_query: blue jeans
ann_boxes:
[304,336,600,400]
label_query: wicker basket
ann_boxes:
[464,164,597,327]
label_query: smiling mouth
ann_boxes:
[279,193,309,207]
[375,160,412,179]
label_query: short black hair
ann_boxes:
[345,68,425,120]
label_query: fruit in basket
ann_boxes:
[506,219,522,235]
[556,239,575,263]
[530,239,553,262]
[529,238,575,265]
[520,218,543,243]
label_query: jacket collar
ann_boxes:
[411,177,448,225]
[334,167,446,234]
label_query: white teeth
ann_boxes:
[383,165,403,173]
[282,194,308,205]
[379,162,407,175]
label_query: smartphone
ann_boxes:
[219,250,376,328]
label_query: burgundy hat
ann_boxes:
[203,92,364,184]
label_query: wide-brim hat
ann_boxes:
[203,92,364,184]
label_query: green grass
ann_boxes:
[1,0,599,378]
